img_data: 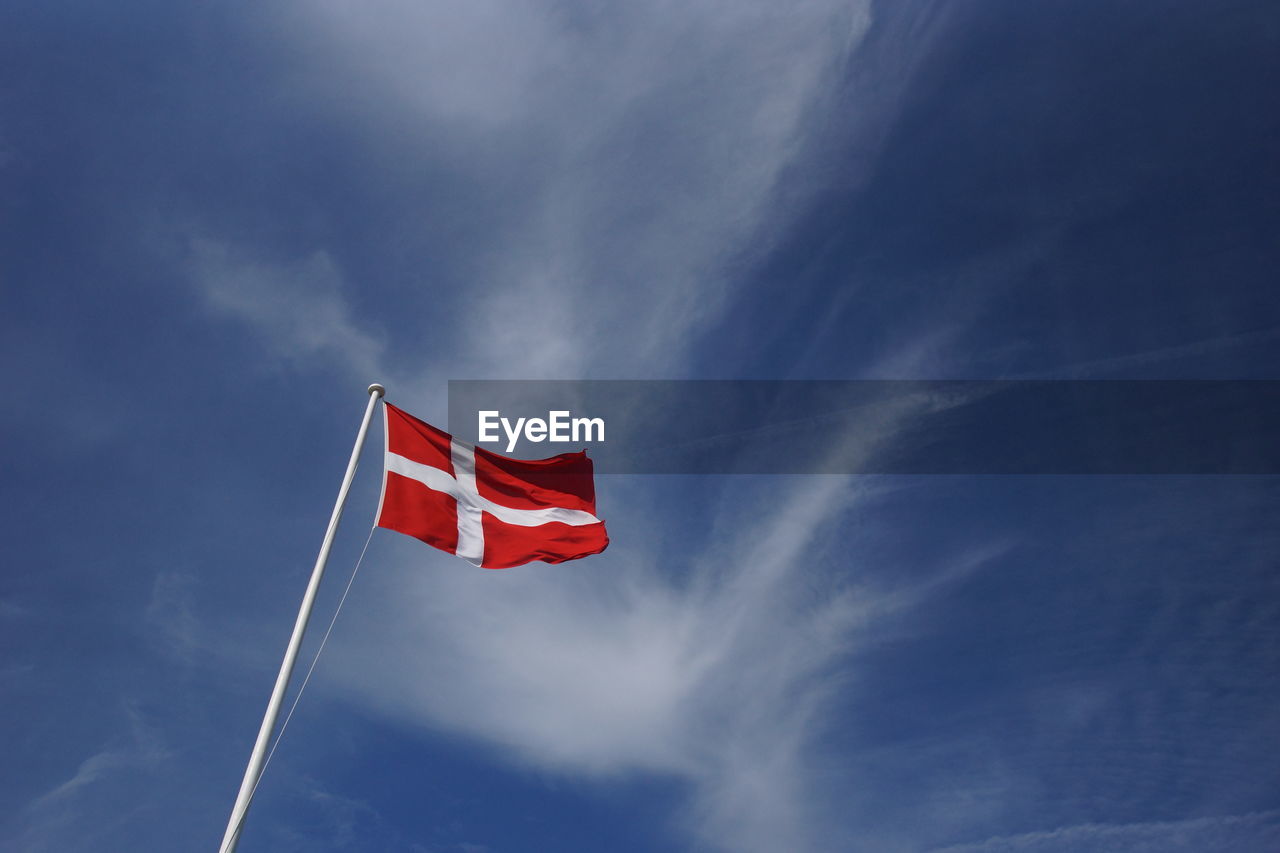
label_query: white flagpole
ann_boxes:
[218,383,385,853]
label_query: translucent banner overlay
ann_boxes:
[447,381,1280,474]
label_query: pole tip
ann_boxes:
[368,383,386,398]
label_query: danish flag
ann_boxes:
[375,402,609,568]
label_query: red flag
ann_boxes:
[375,402,609,568]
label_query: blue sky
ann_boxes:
[3,1,1279,851]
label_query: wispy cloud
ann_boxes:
[252,772,430,852]
[187,239,386,383]
[327,480,837,851]
[198,0,878,380]
[145,569,201,665]
[931,809,1280,853]
[1015,325,1280,379]
[25,750,135,815]
[8,704,170,853]
[326,416,1000,852]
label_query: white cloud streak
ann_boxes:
[326,478,856,851]
[9,705,170,853]
[326,400,994,852]
[271,0,873,379]
[930,809,1280,853]
[188,239,386,383]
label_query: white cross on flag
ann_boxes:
[375,402,609,568]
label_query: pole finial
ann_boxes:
[368,383,386,398]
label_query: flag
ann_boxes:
[375,402,609,568]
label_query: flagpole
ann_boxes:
[218,383,385,853]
